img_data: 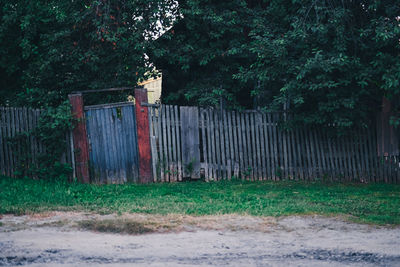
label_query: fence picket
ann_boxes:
[220,110,226,179]
[200,110,208,180]
[0,108,5,176]
[207,109,214,179]
[227,111,234,179]
[295,128,303,180]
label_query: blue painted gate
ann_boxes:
[85,102,139,183]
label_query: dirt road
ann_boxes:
[1,213,400,266]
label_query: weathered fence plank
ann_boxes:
[0,107,73,179]
[145,105,399,184]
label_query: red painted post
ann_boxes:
[135,88,153,183]
[68,93,90,183]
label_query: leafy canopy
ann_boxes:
[0,0,177,107]
[151,0,400,128]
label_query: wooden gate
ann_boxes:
[85,102,139,183]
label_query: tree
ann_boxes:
[0,0,177,107]
[151,0,400,128]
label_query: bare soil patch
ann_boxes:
[1,213,400,266]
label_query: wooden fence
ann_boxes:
[0,107,74,178]
[149,105,400,183]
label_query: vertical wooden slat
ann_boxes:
[214,110,221,180]
[99,109,109,183]
[288,122,295,179]
[129,105,140,182]
[14,108,20,175]
[259,113,266,180]
[303,127,311,180]
[7,107,14,177]
[311,129,320,180]
[351,132,360,182]
[299,127,307,181]
[283,116,290,180]
[107,108,117,182]
[24,107,32,177]
[348,134,357,182]
[314,127,325,179]
[339,135,347,181]
[152,107,159,182]
[254,113,262,180]
[174,106,181,181]
[200,110,208,180]
[171,106,177,181]
[317,129,326,180]
[222,110,230,179]
[295,128,303,180]
[334,135,342,181]
[148,107,157,182]
[14,108,21,175]
[249,112,256,180]
[327,132,336,181]
[355,130,363,182]
[272,113,279,180]
[237,112,244,179]
[225,110,232,179]
[219,110,226,179]
[337,135,345,181]
[208,109,215,180]
[263,113,271,179]
[383,155,388,183]
[0,108,5,176]
[358,129,366,182]
[277,114,285,180]
[289,128,296,180]
[231,111,239,178]
[161,105,169,181]
[116,108,125,183]
[266,113,273,180]
[157,106,164,182]
[30,108,37,177]
[361,130,370,182]
[114,108,123,183]
[227,111,234,179]
[369,128,378,182]
[245,113,252,180]
[344,134,352,182]
[9,108,16,176]
[166,106,173,181]
[149,107,160,182]
[114,107,123,182]
[22,108,29,176]
[207,109,214,180]
[396,156,400,184]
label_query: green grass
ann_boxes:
[1,176,400,225]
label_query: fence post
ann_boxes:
[135,88,153,183]
[68,93,90,183]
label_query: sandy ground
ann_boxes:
[1,212,400,267]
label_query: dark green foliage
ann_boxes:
[151,0,400,128]
[8,102,74,180]
[1,176,400,225]
[0,0,177,106]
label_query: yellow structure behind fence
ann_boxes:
[138,75,162,104]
